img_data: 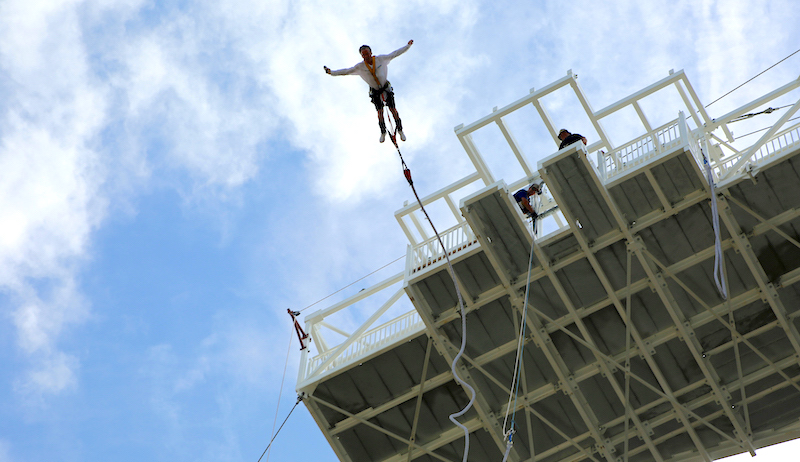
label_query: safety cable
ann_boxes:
[732,114,800,139]
[501,215,538,462]
[706,47,800,107]
[728,104,792,123]
[298,255,404,313]
[384,107,476,462]
[257,394,303,462]
[260,329,297,462]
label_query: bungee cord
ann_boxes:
[384,106,476,462]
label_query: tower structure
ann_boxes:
[297,70,800,462]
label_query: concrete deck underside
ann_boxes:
[303,143,800,462]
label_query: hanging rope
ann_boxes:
[384,106,476,462]
[706,47,800,107]
[701,145,728,300]
[501,215,538,462]
[257,393,304,462]
[260,329,296,462]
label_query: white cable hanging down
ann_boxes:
[501,191,542,461]
[384,109,476,462]
[501,212,538,462]
[702,145,728,299]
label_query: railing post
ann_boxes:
[678,111,687,145]
[596,150,606,181]
[404,244,412,280]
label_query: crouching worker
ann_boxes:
[514,183,542,218]
[324,40,413,143]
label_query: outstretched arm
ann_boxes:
[383,40,413,60]
[324,63,359,76]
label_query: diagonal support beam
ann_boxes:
[330,367,454,436]
[510,294,619,462]
[540,164,716,462]
[721,95,800,179]
[460,352,600,462]
[725,196,800,250]
[571,149,757,455]
[528,237,665,461]
[310,394,458,462]
[717,195,800,362]
[407,335,434,461]
[405,282,522,460]
[306,288,406,380]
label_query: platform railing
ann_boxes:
[406,220,479,278]
[297,272,430,389]
[600,116,686,180]
[300,309,424,386]
[717,123,800,175]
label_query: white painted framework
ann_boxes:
[297,70,800,462]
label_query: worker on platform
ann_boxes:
[514,183,542,218]
[324,40,413,143]
[558,129,588,150]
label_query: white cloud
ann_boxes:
[0,0,108,399]
[13,351,79,404]
[1,0,800,458]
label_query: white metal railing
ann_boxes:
[301,309,424,384]
[600,118,685,180]
[297,71,800,403]
[717,123,800,175]
[394,171,486,247]
[407,220,479,277]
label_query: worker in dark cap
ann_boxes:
[558,129,587,149]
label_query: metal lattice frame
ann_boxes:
[298,69,800,462]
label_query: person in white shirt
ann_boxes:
[325,40,413,143]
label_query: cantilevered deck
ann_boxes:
[297,70,800,462]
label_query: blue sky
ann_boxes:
[2,0,800,461]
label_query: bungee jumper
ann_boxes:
[324,40,413,143]
[325,41,476,462]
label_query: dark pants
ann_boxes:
[369,82,396,110]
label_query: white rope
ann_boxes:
[702,146,728,299]
[384,107,476,462]
[501,203,539,461]
[448,283,477,462]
